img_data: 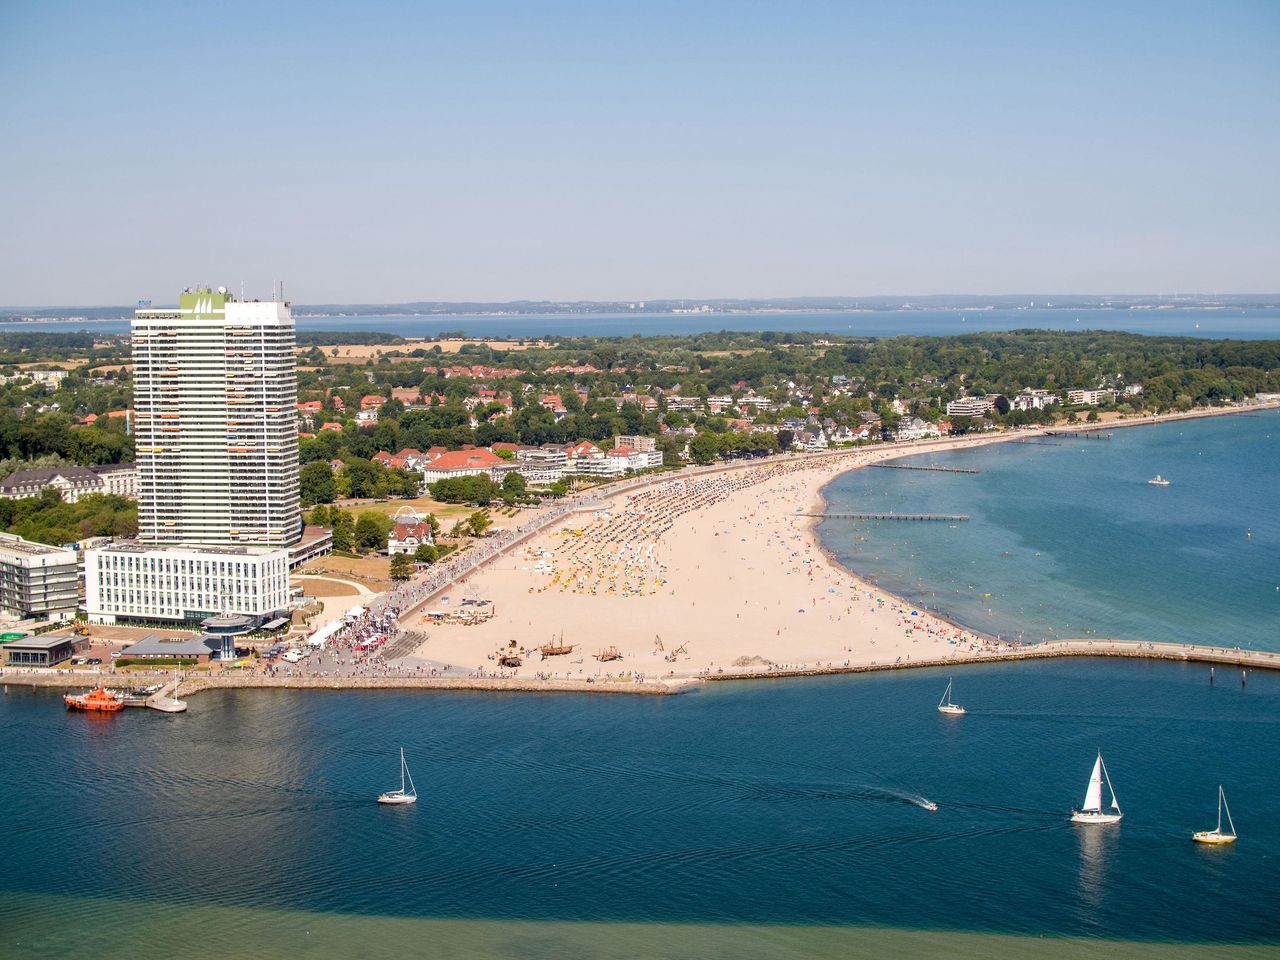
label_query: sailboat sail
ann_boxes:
[1082,756,1103,812]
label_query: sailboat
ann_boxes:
[937,678,965,715]
[377,747,417,805]
[1071,752,1122,824]
[1192,785,1237,845]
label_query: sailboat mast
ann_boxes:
[400,747,406,793]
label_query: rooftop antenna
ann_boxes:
[240,280,245,301]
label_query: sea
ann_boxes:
[817,409,1280,650]
[4,344,1279,958]
[3,307,1280,339]
[2,659,1278,959]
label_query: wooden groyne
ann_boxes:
[1046,430,1112,439]
[807,512,970,522]
[868,463,980,474]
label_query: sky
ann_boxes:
[1,0,1278,306]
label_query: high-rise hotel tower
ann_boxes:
[85,286,306,626]
[133,286,302,546]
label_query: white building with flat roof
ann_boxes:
[133,287,301,547]
[84,542,290,626]
[0,533,79,622]
[946,397,994,417]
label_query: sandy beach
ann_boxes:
[394,435,1030,683]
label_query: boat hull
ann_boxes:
[937,705,966,715]
[377,792,417,805]
[1192,831,1236,845]
[1071,810,1122,825]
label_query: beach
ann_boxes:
[394,436,1026,683]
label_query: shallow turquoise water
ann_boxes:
[819,410,1280,648]
[2,660,1278,955]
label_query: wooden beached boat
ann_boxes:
[595,646,622,662]
[540,632,574,657]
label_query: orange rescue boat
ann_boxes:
[64,683,125,713]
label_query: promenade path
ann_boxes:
[7,638,1278,700]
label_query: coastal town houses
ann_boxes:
[0,463,137,503]
[1012,389,1060,411]
[894,417,943,442]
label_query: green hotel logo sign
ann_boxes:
[180,287,228,319]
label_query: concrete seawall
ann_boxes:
[6,639,1276,702]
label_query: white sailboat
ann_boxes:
[1071,752,1122,824]
[377,747,417,805]
[1192,785,1237,845]
[937,678,966,715]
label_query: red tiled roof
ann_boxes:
[427,449,504,471]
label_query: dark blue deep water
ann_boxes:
[2,660,1278,957]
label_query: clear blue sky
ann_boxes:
[2,0,1277,305]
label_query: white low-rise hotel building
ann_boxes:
[84,542,290,626]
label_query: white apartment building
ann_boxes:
[515,445,568,485]
[946,397,994,417]
[614,435,656,452]
[1067,389,1116,406]
[1012,389,1061,411]
[133,287,302,547]
[84,542,290,626]
[0,533,79,622]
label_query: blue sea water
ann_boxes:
[1,659,1278,958]
[3,307,1279,339]
[818,410,1280,648]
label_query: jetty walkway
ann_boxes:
[868,463,980,474]
[805,512,969,522]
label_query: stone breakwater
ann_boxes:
[5,640,1277,700]
[702,639,1280,683]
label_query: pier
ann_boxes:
[806,512,969,522]
[868,463,980,474]
[1046,430,1112,439]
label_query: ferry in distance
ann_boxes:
[1148,474,1171,486]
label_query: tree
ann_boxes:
[992,394,1011,416]
[466,510,492,537]
[501,470,528,499]
[688,432,720,465]
[389,553,412,581]
[299,461,337,506]
[413,543,438,564]
[331,509,355,552]
[429,475,500,505]
[354,511,392,552]
[343,458,381,499]
[777,429,795,451]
